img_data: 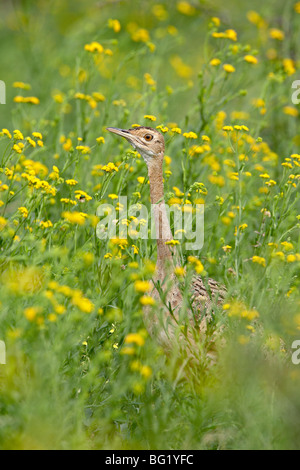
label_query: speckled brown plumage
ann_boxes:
[107,125,227,362]
[191,275,227,314]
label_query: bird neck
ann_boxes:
[147,156,175,278]
[147,157,164,205]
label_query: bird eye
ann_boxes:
[144,134,153,141]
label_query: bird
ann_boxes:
[107,126,227,362]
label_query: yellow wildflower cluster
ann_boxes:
[212,29,237,41]
[177,1,196,16]
[13,81,31,90]
[18,206,28,218]
[47,281,94,314]
[223,301,260,321]
[183,131,197,139]
[14,96,40,105]
[187,256,204,274]
[21,172,56,196]
[39,220,53,229]
[252,256,266,267]
[74,91,105,109]
[84,41,103,53]
[108,19,121,33]
[62,211,88,225]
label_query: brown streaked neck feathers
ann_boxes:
[147,156,174,276]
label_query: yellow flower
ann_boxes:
[295,2,300,13]
[241,309,260,321]
[101,162,119,173]
[212,29,237,41]
[13,81,31,90]
[247,11,264,27]
[55,305,66,315]
[281,241,294,251]
[76,145,91,154]
[169,127,181,134]
[174,266,185,277]
[211,16,220,27]
[165,240,180,246]
[96,136,105,144]
[48,313,57,322]
[139,295,156,306]
[209,59,221,67]
[225,29,237,41]
[283,58,296,76]
[84,41,103,53]
[93,92,105,102]
[173,186,184,197]
[71,293,94,313]
[223,64,235,73]
[144,73,156,87]
[62,211,87,225]
[18,207,28,218]
[212,32,227,39]
[187,255,204,273]
[108,18,121,33]
[13,129,24,140]
[39,220,53,229]
[152,4,168,20]
[144,114,156,121]
[65,179,78,186]
[176,1,196,16]
[252,255,266,267]
[125,333,145,346]
[1,128,12,139]
[208,174,225,187]
[32,132,43,140]
[183,131,198,139]
[140,365,152,379]
[74,190,92,202]
[110,237,128,248]
[131,28,150,43]
[272,251,285,261]
[269,28,285,40]
[121,347,135,355]
[137,176,145,184]
[14,96,40,105]
[63,138,72,152]
[156,125,168,133]
[244,55,258,64]
[0,216,7,230]
[24,306,41,321]
[26,136,36,147]
[283,106,299,117]
[287,254,296,263]
[164,156,172,166]
[134,280,151,293]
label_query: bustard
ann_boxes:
[107,126,227,361]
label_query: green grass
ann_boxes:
[0,0,300,450]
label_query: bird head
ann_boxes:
[106,126,165,164]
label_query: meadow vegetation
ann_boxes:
[0,0,300,449]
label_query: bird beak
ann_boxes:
[107,127,140,149]
[106,127,131,140]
